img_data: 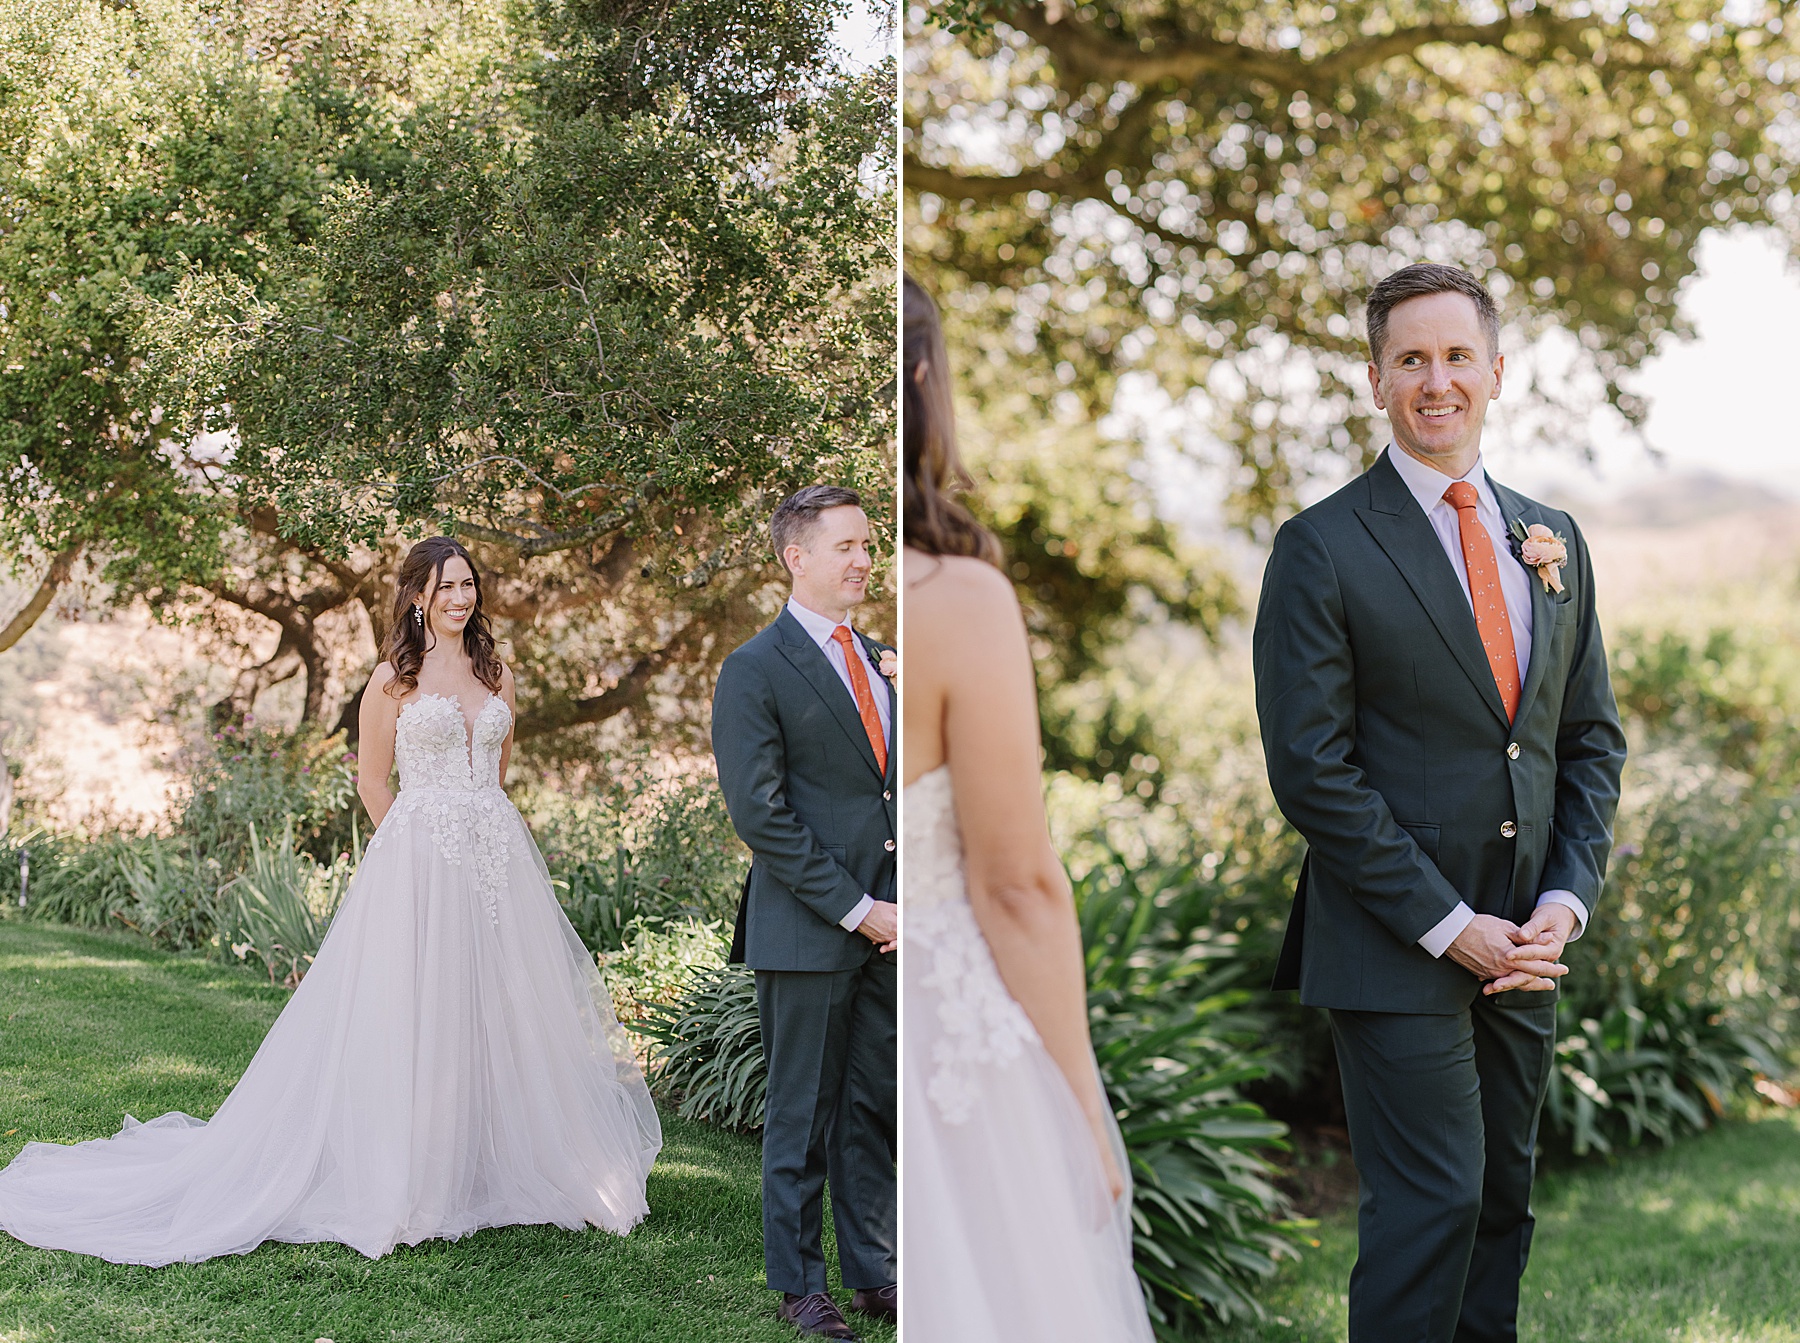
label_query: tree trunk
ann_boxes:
[335,676,368,744]
[222,631,306,724]
[0,544,82,655]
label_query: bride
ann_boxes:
[0,536,662,1265]
[900,276,1153,1342]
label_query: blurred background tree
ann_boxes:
[1,0,893,775]
[906,0,1799,787]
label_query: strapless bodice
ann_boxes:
[902,764,1038,1124]
[903,765,964,912]
[395,692,510,793]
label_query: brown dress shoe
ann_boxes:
[778,1291,860,1340]
[849,1284,897,1320]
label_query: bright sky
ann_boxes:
[833,2,895,73]
[1486,228,1800,502]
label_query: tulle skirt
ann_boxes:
[0,787,662,1265]
[902,942,1153,1342]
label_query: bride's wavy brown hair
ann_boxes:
[903,275,1002,567]
[381,537,504,698]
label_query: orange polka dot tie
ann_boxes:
[831,625,889,774]
[1443,481,1521,723]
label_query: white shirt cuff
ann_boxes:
[1419,902,1475,959]
[1535,890,1588,939]
[839,894,875,932]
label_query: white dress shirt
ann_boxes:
[1385,447,1588,957]
[785,597,892,933]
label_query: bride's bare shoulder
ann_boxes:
[905,553,1018,621]
[363,662,399,702]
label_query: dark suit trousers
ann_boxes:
[1330,995,1557,1343]
[756,954,897,1295]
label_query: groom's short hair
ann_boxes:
[771,485,864,574]
[1365,263,1501,368]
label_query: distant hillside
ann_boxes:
[1548,471,1785,529]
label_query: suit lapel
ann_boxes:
[1354,452,1512,729]
[1490,477,1559,728]
[773,610,884,780]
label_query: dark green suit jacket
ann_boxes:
[712,609,897,973]
[1253,450,1627,1013]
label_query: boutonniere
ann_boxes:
[1508,519,1568,594]
[875,648,897,683]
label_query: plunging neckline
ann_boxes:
[399,690,503,777]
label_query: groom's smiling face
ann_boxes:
[1369,290,1504,476]
[786,505,873,621]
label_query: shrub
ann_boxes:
[1076,853,1302,1332]
[1548,981,1784,1157]
[1538,748,1800,1155]
[638,965,767,1132]
[600,916,731,1027]
[214,820,356,988]
[531,773,748,953]
[178,724,359,878]
[115,836,214,952]
[13,828,143,929]
[555,850,678,954]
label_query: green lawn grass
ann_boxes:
[1210,1110,1800,1343]
[0,920,895,1343]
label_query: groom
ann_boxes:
[712,485,897,1341]
[1254,264,1626,1341]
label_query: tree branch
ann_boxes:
[453,491,649,559]
[512,652,668,741]
[207,579,350,725]
[913,8,1638,201]
[0,544,83,655]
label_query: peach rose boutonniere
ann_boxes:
[877,649,898,683]
[1508,519,1569,594]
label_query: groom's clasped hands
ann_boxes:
[1446,903,1581,996]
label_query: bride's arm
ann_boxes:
[498,664,516,785]
[356,663,401,827]
[932,559,1121,1194]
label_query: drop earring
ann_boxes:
[414,605,424,627]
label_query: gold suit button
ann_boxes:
[884,839,896,852]
[1500,821,1517,838]
[1507,742,1521,760]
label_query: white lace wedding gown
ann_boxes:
[903,766,1153,1341]
[0,691,662,1265]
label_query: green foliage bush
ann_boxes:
[637,965,767,1133]
[178,724,359,877]
[600,917,731,1027]
[115,836,214,952]
[530,773,747,953]
[14,727,360,960]
[12,828,144,929]
[1542,744,1800,1155]
[215,820,357,988]
[1532,616,1800,1154]
[1549,981,1783,1157]
[1075,854,1301,1332]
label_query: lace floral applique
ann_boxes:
[903,768,1039,1125]
[366,693,515,926]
